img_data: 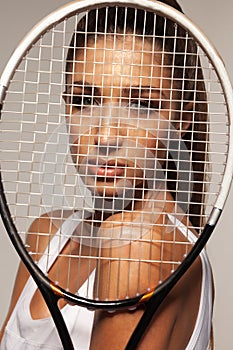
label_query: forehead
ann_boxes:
[67,34,172,89]
[80,34,158,61]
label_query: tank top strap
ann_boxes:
[167,214,197,244]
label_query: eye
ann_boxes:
[129,99,159,112]
[71,95,99,109]
[130,100,150,109]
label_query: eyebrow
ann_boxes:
[122,86,164,98]
[66,80,101,96]
[67,81,166,98]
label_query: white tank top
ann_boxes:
[0,213,213,349]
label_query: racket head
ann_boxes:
[0,0,233,309]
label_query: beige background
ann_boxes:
[0,1,232,349]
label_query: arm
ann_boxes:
[90,200,204,350]
[90,257,203,350]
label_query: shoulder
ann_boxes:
[27,209,74,257]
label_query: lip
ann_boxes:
[87,158,126,179]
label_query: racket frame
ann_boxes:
[0,0,233,349]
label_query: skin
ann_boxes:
[0,34,206,350]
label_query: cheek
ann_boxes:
[66,115,81,164]
[66,113,86,158]
[71,135,97,169]
[134,129,167,161]
[66,114,80,142]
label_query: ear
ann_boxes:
[179,101,193,135]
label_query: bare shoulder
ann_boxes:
[26,210,72,259]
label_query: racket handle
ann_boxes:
[40,284,75,350]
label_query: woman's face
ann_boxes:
[65,34,181,198]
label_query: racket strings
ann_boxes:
[0,5,229,301]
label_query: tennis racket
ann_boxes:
[0,0,233,349]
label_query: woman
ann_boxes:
[0,1,213,349]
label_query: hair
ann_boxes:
[65,0,208,232]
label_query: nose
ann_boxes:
[94,125,124,155]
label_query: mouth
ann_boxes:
[87,158,126,181]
